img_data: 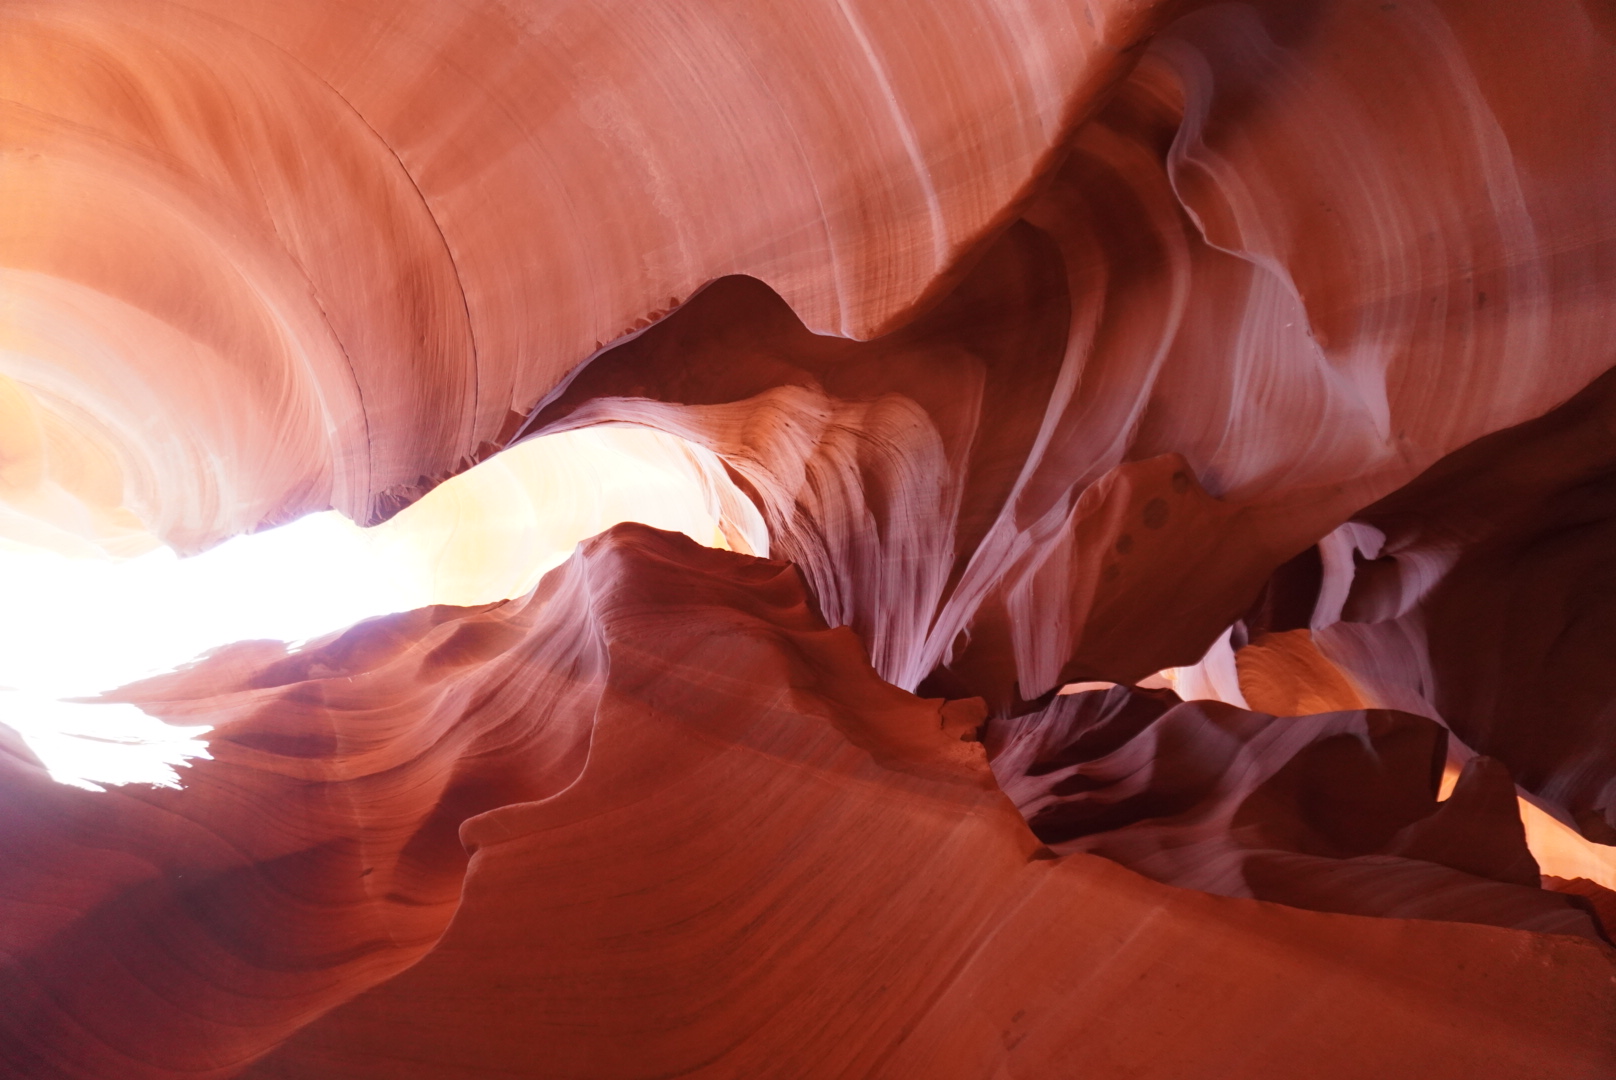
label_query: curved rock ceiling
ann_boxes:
[2,0,1616,1076]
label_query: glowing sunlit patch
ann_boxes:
[0,691,211,792]
[1437,762,1616,891]
[1057,681,1118,696]
[0,425,764,790]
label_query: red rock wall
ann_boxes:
[3,1,1616,1076]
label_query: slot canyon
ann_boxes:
[2,0,1615,1076]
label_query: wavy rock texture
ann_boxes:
[0,0,1173,555]
[1310,367,1616,845]
[525,0,1616,712]
[3,0,1616,1077]
[989,685,1604,938]
[1,527,1609,1078]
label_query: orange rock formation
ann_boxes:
[2,0,1615,1076]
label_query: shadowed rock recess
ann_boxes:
[2,1,1615,1077]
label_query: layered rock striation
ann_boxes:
[3,0,1616,1076]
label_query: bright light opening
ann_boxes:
[0,426,765,791]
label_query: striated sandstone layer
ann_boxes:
[3,0,1616,1077]
[0,527,1609,1078]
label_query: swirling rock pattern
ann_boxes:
[1312,367,1616,846]
[0,0,1173,553]
[2,527,1610,1077]
[990,684,1604,939]
[3,0,1616,1076]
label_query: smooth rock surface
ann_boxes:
[3,0,1616,1076]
